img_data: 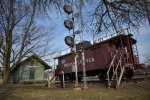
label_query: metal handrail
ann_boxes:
[111,54,122,80]
[107,54,116,87]
[107,53,125,88]
[107,54,116,75]
[117,65,125,88]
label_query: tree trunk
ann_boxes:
[2,30,12,84]
[3,70,9,84]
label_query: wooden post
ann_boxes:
[48,69,51,88]
[61,71,65,88]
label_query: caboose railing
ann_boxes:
[117,64,124,88]
[107,54,125,88]
[107,54,116,88]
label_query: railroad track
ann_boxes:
[122,73,150,83]
[54,73,150,88]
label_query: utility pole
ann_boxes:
[81,49,87,88]
[72,1,79,88]
[63,0,79,88]
[79,0,87,89]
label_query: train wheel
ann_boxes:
[78,76,82,82]
[98,73,107,82]
[125,68,134,79]
[67,75,74,82]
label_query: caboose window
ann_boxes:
[61,59,66,64]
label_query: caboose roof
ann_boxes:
[90,34,136,47]
[55,34,136,58]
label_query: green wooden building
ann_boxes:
[10,55,51,83]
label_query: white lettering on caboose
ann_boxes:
[63,57,95,67]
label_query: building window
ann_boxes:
[30,60,35,66]
[29,68,35,79]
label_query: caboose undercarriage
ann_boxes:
[59,66,134,82]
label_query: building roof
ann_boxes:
[11,55,51,72]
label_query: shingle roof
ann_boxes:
[11,55,51,72]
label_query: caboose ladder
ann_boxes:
[107,54,125,88]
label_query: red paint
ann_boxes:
[56,34,140,75]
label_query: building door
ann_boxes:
[29,68,35,80]
[13,71,19,84]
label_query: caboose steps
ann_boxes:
[107,54,125,88]
[108,80,117,88]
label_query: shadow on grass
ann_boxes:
[0,85,15,100]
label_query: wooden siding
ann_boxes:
[10,59,46,83]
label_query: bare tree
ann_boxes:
[0,0,61,84]
[144,0,150,26]
[0,0,149,84]
[74,0,150,39]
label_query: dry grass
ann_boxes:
[0,79,150,100]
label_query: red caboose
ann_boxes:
[56,34,140,82]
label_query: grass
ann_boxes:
[0,79,150,100]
